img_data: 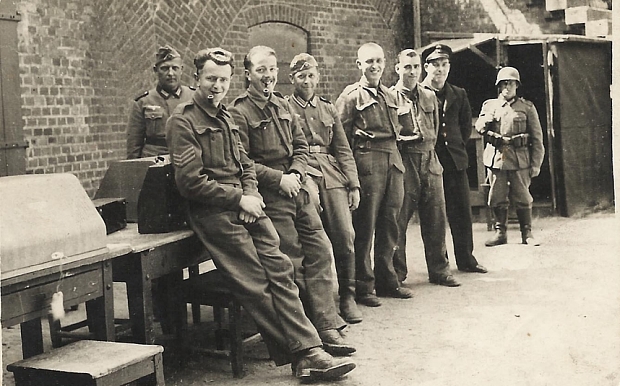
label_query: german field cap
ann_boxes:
[290,53,318,74]
[423,44,452,62]
[155,45,181,66]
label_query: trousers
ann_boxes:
[353,149,404,294]
[443,168,480,269]
[261,182,346,332]
[395,151,450,281]
[188,209,321,365]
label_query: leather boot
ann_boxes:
[340,296,363,324]
[485,207,508,247]
[293,347,356,381]
[337,253,362,323]
[517,208,540,246]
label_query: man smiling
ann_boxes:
[391,49,459,288]
[336,43,412,306]
[421,44,487,278]
[230,46,356,358]
[287,53,362,323]
[166,47,355,382]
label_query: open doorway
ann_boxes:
[505,43,553,204]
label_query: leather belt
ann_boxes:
[145,137,168,147]
[308,145,331,154]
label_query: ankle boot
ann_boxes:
[337,253,362,323]
[485,207,508,247]
[517,208,540,246]
[340,295,363,324]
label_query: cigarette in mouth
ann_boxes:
[207,95,214,100]
[263,88,270,96]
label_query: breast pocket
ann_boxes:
[320,116,335,143]
[356,100,381,130]
[144,108,165,137]
[512,112,527,135]
[196,126,226,167]
[248,118,280,154]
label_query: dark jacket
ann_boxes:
[421,80,473,172]
[165,90,260,210]
[228,88,309,191]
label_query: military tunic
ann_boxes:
[392,83,452,281]
[229,87,345,332]
[335,80,404,295]
[127,85,194,159]
[288,93,360,299]
[166,91,321,365]
[475,96,545,209]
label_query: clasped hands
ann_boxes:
[238,195,265,224]
[279,172,302,198]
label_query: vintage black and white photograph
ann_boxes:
[0,0,617,385]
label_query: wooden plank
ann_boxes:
[2,269,104,326]
[565,6,611,25]
[546,0,567,11]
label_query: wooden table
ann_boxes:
[107,224,206,344]
[1,247,120,359]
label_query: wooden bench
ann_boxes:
[7,340,164,386]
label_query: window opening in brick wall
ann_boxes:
[248,22,308,97]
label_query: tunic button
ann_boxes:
[442,123,446,126]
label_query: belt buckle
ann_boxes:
[309,145,321,153]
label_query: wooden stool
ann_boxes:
[7,340,164,386]
[177,269,260,378]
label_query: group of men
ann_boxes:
[126,42,544,382]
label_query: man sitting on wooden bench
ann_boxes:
[165,47,356,382]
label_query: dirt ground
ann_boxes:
[2,212,619,386]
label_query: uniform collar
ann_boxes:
[394,82,419,101]
[291,93,317,108]
[358,77,385,97]
[194,90,229,119]
[157,85,182,99]
[246,86,287,111]
[420,78,442,93]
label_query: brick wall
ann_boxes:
[14,0,562,195]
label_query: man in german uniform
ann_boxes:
[475,66,544,246]
[420,44,487,277]
[229,46,356,356]
[391,49,460,288]
[335,42,413,307]
[166,47,355,382]
[127,45,195,159]
[286,53,363,324]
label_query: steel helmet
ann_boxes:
[495,67,521,86]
